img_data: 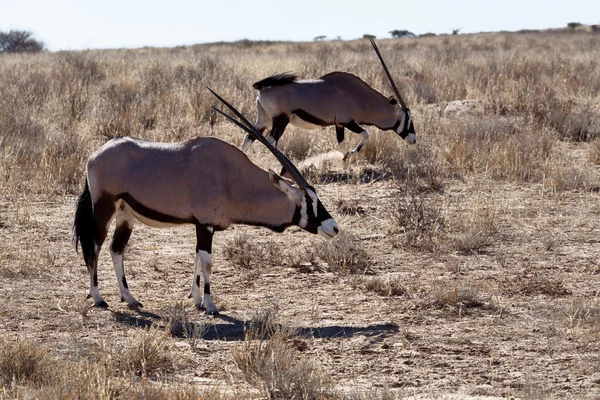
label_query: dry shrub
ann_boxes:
[431,281,486,313]
[442,116,555,182]
[449,199,498,254]
[33,361,124,400]
[0,335,53,386]
[223,234,262,270]
[589,139,600,165]
[389,144,446,194]
[280,130,313,161]
[387,186,445,251]
[246,303,284,340]
[314,231,370,274]
[125,380,229,400]
[164,302,208,348]
[513,274,571,297]
[351,276,409,297]
[232,330,334,399]
[335,198,366,216]
[112,327,174,378]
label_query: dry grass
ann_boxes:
[351,275,409,297]
[430,281,488,314]
[313,231,371,274]
[2,30,600,398]
[223,233,277,270]
[0,335,53,387]
[232,329,335,399]
[2,32,598,197]
[111,327,175,378]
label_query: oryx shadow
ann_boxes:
[111,310,399,342]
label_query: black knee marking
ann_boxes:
[92,271,98,287]
[122,276,128,289]
[271,114,290,144]
[196,275,201,287]
[336,126,345,144]
[204,283,210,295]
[111,223,133,254]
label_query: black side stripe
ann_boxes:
[117,193,194,225]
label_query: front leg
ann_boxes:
[342,120,368,160]
[190,225,218,315]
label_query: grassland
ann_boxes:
[0,31,599,399]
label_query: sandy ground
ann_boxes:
[1,152,599,398]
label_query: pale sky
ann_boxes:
[1,0,599,51]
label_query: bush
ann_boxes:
[0,30,45,53]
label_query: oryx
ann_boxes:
[242,38,416,159]
[73,89,339,315]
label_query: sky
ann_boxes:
[1,0,599,51]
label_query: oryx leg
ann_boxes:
[268,114,290,148]
[189,225,218,315]
[88,194,116,308]
[342,120,368,160]
[336,126,351,170]
[110,202,142,308]
[242,99,270,152]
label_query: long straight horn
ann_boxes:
[207,88,309,189]
[369,37,407,110]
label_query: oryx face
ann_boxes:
[395,107,416,145]
[298,186,339,239]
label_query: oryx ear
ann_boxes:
[388,96,398,106]
[269,169,300,199]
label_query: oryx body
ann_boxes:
[73,93,339,314]
[242,39,416,157]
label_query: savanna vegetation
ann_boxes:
[0,30,599,398]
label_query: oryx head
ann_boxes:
[208,88,340,239]
[268,171,338,239]
[370,38,416,145]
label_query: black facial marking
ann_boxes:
[117,193,194,225]
[204,283,211,295]
[111,223,133,254]
[292,109,329,127]
[122,276,129,289]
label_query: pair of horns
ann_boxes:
[369,38,407,110]
[208,88,309,189]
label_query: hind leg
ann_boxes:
[88,194,116,308]
[242,98,271,152]
[110,202,142,308]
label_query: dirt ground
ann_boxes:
[1,144,599,399]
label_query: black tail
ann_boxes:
[73,178,96,268]
[252,73,298,90]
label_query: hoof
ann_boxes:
[127,301,144,309]
[204,309,220,316]
[93,300,109,309]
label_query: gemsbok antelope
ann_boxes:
[242,38,416,159]
[72,89,339,315]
